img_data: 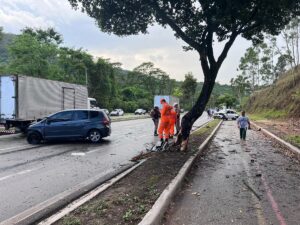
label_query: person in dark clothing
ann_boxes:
[150,106,161,136]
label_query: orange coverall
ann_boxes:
[169,109,177,137]
[158,103,172,140]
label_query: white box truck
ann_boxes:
[154,95,179,109]
[0,75,90,132]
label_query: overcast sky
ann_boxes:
[0,0,252,84]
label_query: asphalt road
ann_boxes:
[164,121,300,225]
[0,115,209,222]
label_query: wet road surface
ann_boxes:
[164,121,300,225]
[0,115,209,222]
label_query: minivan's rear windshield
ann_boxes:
[89,111,104,119]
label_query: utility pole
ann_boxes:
[85,66,88,88]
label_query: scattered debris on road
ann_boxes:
[242,179,261,200]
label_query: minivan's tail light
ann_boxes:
[103,118,110,126]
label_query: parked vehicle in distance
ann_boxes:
[213,112,227,120]
[134,109,146,115]
[110,109,124,116]
[26,109,111,144]
[102,109,109,115]
[225,109,239,120]
[213,109,239,120]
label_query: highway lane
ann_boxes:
[0,115,209,222]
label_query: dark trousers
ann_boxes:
[240,128,247,140]
[175,118,180,134]
[153,119,159,134]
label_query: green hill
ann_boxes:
[245,68,300,118]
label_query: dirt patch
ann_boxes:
[53,120,220,225]
[254,118,300,148]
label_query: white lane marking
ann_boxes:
[86,143,123,154]
[0,167,39,182]
[71,153,86,156]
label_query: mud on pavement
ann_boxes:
[163,121,300,225]
[52,120,220,225]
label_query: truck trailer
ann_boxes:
[154,95,179,109]
[0,75,89,132]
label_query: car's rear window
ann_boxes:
[89,111,104,119]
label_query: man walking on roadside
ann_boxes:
[150,106,161,136]
[237,111,251,141]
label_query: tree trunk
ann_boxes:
[176,71,216,151]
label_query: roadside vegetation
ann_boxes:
[54,120,220,225]
[230,17,300,113]
[244,68,300,148]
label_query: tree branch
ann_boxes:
[240,22,261,34]
[206,28,216,67]
[148,1,201,51]
[217,31,238,68]
[199,50,210,78]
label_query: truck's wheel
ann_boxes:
[27,132,42,144]
[88,129,102,143]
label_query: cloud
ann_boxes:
[0,5,54,33]
[91,46,203,81]
[0,0,251,83]
[0,0,87,33]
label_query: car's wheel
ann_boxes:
[27,132,42,144]
[88,129,102,143]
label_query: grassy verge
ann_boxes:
[192,119,220,137]
[249,110,288,121]
[284,135,300,148]
[54,120,219,225]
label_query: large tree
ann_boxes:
[68,0,300,150]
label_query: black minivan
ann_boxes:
[27,109,111,144]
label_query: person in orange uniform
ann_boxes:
[158,99,172,142]
[169,107,177,139]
